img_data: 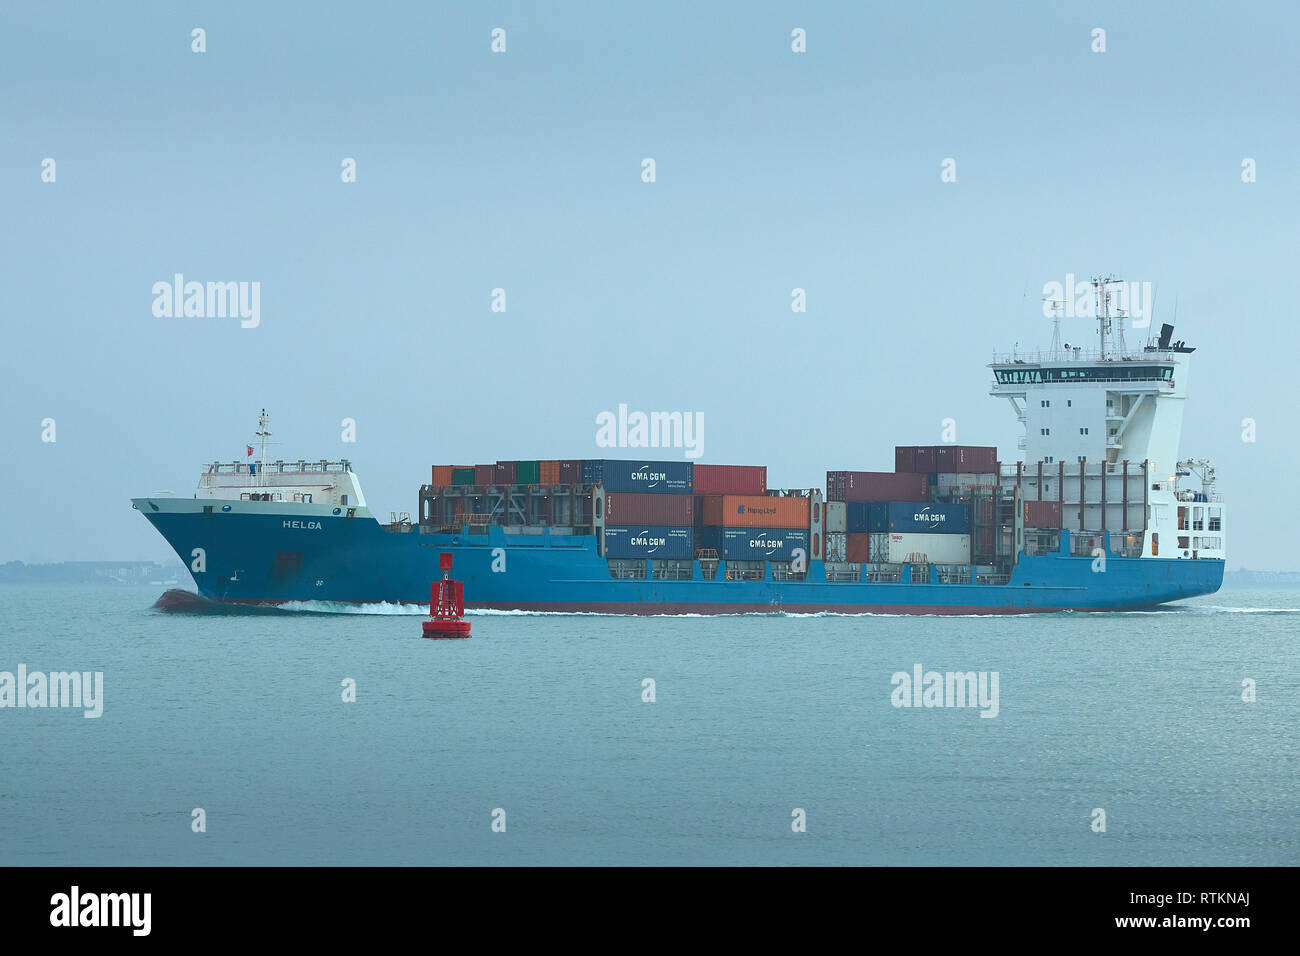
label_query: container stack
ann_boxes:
[693,492,809,561]
[592,460,695,559]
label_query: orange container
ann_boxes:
[539,460,560,484]
[432,465,454,487]
[700,494,809,529]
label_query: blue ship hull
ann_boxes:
[135,502,1224,614]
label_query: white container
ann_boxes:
[869,532,890,563]
[825,501,846,533]
[886,532,970,564]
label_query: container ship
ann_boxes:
[133,305,1226,614]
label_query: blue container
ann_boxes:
[604,525,694,559]
[887,502,970,534]
[846,501,889,533]
[696,527,809,561]
[587,459,693,494]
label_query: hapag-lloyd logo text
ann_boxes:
[152,273,261,328]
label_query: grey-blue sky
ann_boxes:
[1,1,1295,568]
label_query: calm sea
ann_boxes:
[1,586,1296,866]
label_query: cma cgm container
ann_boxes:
[696,527,809,561]
[888,502,970,534]
[693,464,767,495]
[699,494,808,528]
[605,492,694,525]
[588,459,693,494]
[1024,500,1064,528]
[604,525,693,559]
[887,532,971,564]
[827,471,929,503]
[845,501,888,533]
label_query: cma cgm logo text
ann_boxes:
[749,535,787,553]
[913,508,945,527]
[283,520,322,530]
[631,532,667,550]
[631,468,668,486]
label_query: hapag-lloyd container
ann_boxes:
[886,532,971,564]
[696,527,809,561]
[692,464,767,495]
[603,525,693,559]
[699,494,808,529]
[588,459,693,494]
[887,502,970,534]
[827,471,929,503]
[605,492,694,525]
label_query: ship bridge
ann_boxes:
[991,319,1194,475]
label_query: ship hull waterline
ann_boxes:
[135,501,1225,615]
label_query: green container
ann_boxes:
[516,460,541,484]
[452,467,476,485]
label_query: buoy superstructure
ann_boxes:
[422,552,472,638]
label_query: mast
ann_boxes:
[256,409,271,487]
[1091,274,1123,360]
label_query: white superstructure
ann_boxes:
[991,278,1226,561]
[193,410,368,511]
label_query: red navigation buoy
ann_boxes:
[422,552,471,639]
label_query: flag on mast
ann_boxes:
[247,445,254,457]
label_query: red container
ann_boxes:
[846,533,872,563]
[699,494,808,528]
[604,492,694,525]
[558,460,583,483]
[826,471,929,503]
[431,465,453,487]
[474,464,494,486]
[914,446,938,472]
[894,447,916,473]
[1024,500,1063,528]
[693,464,767,495]
[976,526,995,551]
[978,498,994,524]
[495,461,517,484]
[936,445,998,473]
